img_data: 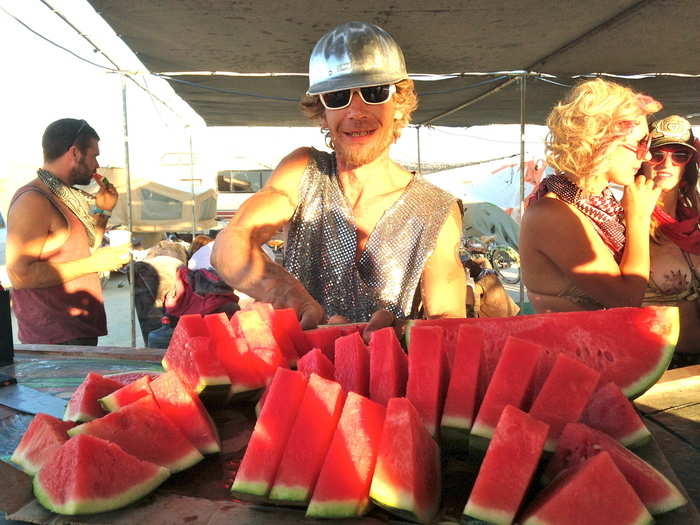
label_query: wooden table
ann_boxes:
[1,346,699,524]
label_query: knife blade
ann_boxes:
[0,382,67,419]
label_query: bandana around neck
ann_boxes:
[37,168,97,247]
[653,203,700,255]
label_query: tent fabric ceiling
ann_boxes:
[87,0,700,127]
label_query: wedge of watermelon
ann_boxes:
[521,452,653,525]
[150,371,221,455]
[63,372,124,422]
[406,325,449,437]
[231,309,285,380]
[307,392,386,518]
[33,434,170,515]
[273,307,310,357]
[297,347,336,380]
[10,414,75,476]
[369,397,441,525]
[528,353,600,451]
[303,323,367,360]
[440,324,483,448]
[68,395,204,473]
[463,405,549,525]
[542,423,687,515]
[470,336,542,452]
[580,381,651,448]
[269,374,346,504]
[407,306,679,399]
[245,302,299,366]
[334,331,370,396]
[105,370,161,386]
[99,375,153,413]
[369,326,408,406]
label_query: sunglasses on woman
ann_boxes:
[619,134,652,160]
[649,149,693,166]
[319,84,396,110]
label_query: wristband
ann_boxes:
[90,205,112,218]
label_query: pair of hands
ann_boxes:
[621,172,663,222]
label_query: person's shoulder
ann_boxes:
[9,182,52,212]
[413,175,457,204]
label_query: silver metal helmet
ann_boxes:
[307,21,408,95]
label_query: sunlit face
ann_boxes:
[605,118,650,187]
[648,145,694,194]
[71,138,100,186]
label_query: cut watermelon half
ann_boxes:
[33,434,170,515]
[307,392,386,518]
[369,326,408,406]
[269,374,346,504]
[232,368,308,499]
[470,336,542,452]
[406,325,449,437]
[369,397,441,525]
[542,422,687,515]
[463,405,549,525]
[68,395,204,473]
[521,452,653,525]
[150,371,221,455]
[407,306,679,399]
[334,331,370,396]
[99,375,154,413]
[63,372,124,422]
[528,353,600,451]
[580,381,651,448]
[10,414,75,476]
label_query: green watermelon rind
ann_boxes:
[306,499,366,519]
[369,474,438,525]
[230,479,269,498]
[620,427,653,449]
[463,500,514,525]
[161,357,231,406]
[267,485,310,505]
[439,426,471,451]
[522,513,653,525]
[33,464,170,515]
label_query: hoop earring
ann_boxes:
[321,127,334,150]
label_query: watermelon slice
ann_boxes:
[105,371,162,386]
[470,336,542,452]
[580,381,651,448]
[304,326,345,361]
[297,347,336,380]
[63,372,124,422]
[269,374,346,504]
[528,353,600,451]
[369,397,441,525]
[440,324,483,448]
[407,306,679,399]
[162,314,231,405]
[521,452,653,525]
[10,414,75,476]
[231,368,308,499]
[369,326,408,406]
[406,325,449,436]
[99,375,153,413]
[307,392,386,518]
[33,434,170,515]
[542,423,687,514]
[334,331,370,396]
[245,302,299,366]
[231,309,285,380]
[273,307,310,357]
[463,405,549,525]
[150,371,221,455]
[68,395,204,473]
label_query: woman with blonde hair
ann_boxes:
[520,78,662,313]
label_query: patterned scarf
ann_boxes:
[530,173,626,260]
[653,203,700,255]
[37,169,97,247]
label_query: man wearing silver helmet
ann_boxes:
[213,22,466,329]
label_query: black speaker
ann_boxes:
[0,287,14,366]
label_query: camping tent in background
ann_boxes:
[461,202,520,251]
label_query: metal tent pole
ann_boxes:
[189,130,197,241]
[416,126,422,175]
[518,74,527,310]
[121,78,136,347]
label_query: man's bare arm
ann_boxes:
[420,203,467,318]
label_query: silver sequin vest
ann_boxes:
[283,149,457,322]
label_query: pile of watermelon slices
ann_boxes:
[7,304,689,522]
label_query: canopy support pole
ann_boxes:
[189,130,197,240]
[416,125,422,175]
[121,78,136,348]
[518,73,527,310]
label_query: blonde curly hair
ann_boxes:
[545,78,661,192]
[299,78,418,145]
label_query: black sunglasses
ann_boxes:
[650,149,693,166]
[319,84,396,110]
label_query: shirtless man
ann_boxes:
[6,118,131,345]
[212,22,466,329]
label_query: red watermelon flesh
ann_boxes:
[307,392,386,518]
[231,309,284,379]
[528,353,600,451]
[99,376,153,413]
[245,302,298,366]
[269,374,346,504]
[204,312,266,394]
[406,325,449,437]
[105,371,162,386]
[470,336,542,452]
[297,347,336,380]
[441,325,483,443]
[304,326,344,361]
[463,405,549,525]
[580,381,651,448]
[369,327,408,406]
[408,306,678,399]
[274,308,311,357]
[150,371,221,455]
[542,423,687,515]
[369,397,441,525]
[33,434,170,515]
[10,414,76,476]
[521,452,652,525]
[63,372,124,422]
[334,331,370,396]
[68,394,204,473]
[232,368,308,498]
